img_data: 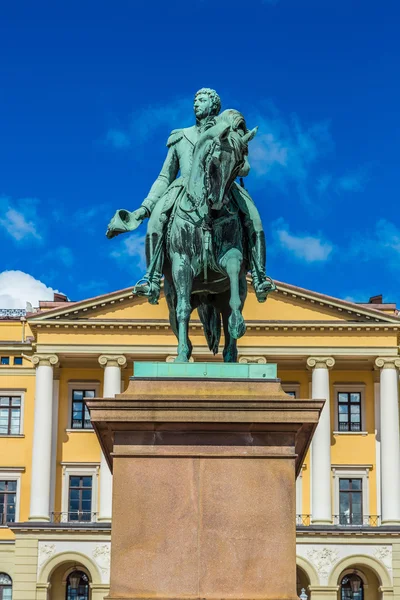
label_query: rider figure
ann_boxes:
[107,88,273,304]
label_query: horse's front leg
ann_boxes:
[220,248,246,340]
[171,254,194,362]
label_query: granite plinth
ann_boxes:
[86,362,324,600]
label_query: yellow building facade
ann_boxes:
[0,280,399,600]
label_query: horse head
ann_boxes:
[187,109,257,211]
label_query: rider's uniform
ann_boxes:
[140,122,267,303]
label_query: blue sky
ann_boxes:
[1,0,400,308]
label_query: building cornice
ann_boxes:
[28,319,400,332]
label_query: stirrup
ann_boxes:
[133,277,151,296]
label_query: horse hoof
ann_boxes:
[228,311,246,340]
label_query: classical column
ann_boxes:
[29,354,59,521]
[98,355,127,521]
[49,367,60,514]
[307,356,335,525]
[373,370,381,521]
[375,357,400,525]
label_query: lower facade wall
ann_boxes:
[0,535,398,599]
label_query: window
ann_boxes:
[66,570,89,600]
[338,392,361,432]
[13,357,23,365]
[0,573,12,600]
[0,481,16,524]
[339,478,363,525]
[0,396,21,434]
[0,358,9,366]
[71,390,94,429]
[282,383,300,399]
[68,475,92,521]
[341,574,363,600]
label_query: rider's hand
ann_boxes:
[133,207,148,221]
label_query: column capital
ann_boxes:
[32,354,59,368]
[238,356,267,364]
[307,356,335,370]
[98,354,127,368]
[375,357,400,370]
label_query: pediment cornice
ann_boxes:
[27,279,400,325]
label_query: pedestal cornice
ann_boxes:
[32,354,59,368]
[307,356,335,370]
[98,355,127,368]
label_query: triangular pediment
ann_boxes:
[27,280,399,327]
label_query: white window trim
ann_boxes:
[61,462,100,520]
[332,464,372,522]
[0,389,26,435]
[333,383,367,435]
[0,467,24,525]
[281,383,301,398]
[67,380,100,431]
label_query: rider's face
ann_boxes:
[194,93,213,120]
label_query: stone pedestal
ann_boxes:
[87,363,323,600]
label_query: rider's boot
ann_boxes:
[250,231,276,303]
[134,233,164,305]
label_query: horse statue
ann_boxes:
[155,110,260,363]
[107,102,275,363]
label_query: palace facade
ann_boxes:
[0,280,400,600]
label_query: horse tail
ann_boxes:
[197,302,221,355]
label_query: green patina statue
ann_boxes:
[107,88,275,362]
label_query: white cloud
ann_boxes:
[111,232,146,271]
[0,197,42,241]
[0,271,59,309]
[272,218,334,262]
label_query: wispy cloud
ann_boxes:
[248,102,333,205]
[0,196,42,242]
[111,232,146,271]
[55,246,74,267]
[105,128,131,150]
[336,169,367,193]
[350,219,400,265]
[104,97,193,150]
[272,218,334,262]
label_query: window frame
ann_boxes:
[332,465,371,524]
[61,463,99,521]
[0,390,25,436]
[0,573,13,600]
[339,477,363,525]
[333,384,367,435]
[67,381,100,431]
[0,358,10,366]
[281,383,301,399]
[0,469,23,526]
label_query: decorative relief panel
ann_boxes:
[38,543,56,568]
[307,547,339,579]
[92,544,111,576]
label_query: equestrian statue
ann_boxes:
[106,88,275,363]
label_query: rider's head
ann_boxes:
[194,88,221,120]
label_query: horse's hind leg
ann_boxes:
[220,248,246,340]
[171,254,193,363]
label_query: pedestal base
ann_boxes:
[87,363,323,600]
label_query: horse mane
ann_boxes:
[217,109,247,135]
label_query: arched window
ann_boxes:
[0,573,12,600]
[341,574,363,600]
[66,570,89,600]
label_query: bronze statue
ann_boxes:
[107,88,275,362]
